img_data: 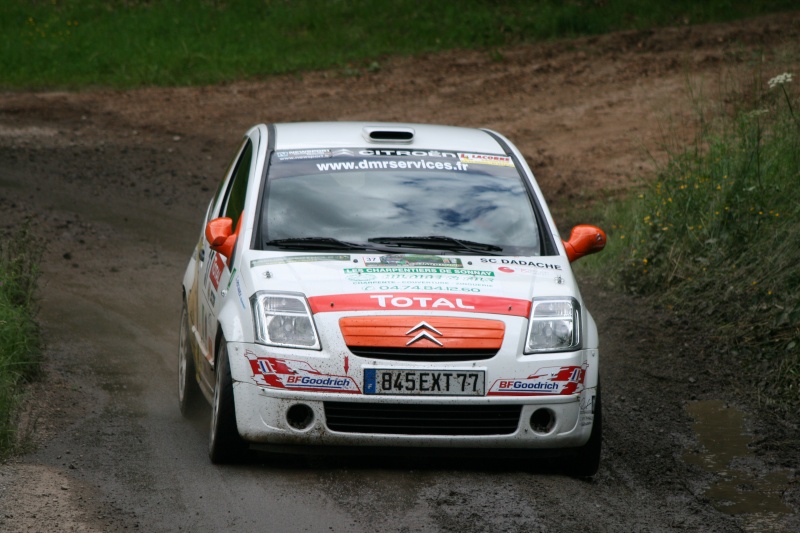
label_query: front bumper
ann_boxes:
[226,340,599,450]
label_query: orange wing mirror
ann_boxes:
[205,217,237,259]
[562,224,606,263]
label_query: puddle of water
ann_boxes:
[684,400,793,531]
[685,399,751,473]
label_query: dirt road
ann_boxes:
[1,13,798,532]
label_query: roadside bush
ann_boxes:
[590,71,799,416]
[0,225,43,458]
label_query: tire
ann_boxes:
[567,385,602,478]
[208,337,248,463]
[178,304,202,417]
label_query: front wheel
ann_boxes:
[208,337,247,464]
[178,304,202,417]
[567,386,602,478]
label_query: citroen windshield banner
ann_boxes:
[270,148,517,178]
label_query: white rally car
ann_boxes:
[179,122,606,475]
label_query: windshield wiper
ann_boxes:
[367,236,504,255]
[264,237,371,251]
[264,237,404,253]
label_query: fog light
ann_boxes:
[286,404,314,430]
[530,408,556,434]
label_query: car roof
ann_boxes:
[270,122,507,154]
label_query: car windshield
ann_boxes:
[260,148,542,256]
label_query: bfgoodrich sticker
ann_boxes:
[488,365,586,396]
[245,351,360,394]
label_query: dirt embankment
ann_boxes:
[0,12,798,533]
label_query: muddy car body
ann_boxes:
[179,122,606,475]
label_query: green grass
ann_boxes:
[584,70,800,416]
[0,225,43,458]
[1,0,798,89]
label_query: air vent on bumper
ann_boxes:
[324,402,522,435]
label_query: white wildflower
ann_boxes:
[768,72,793,89]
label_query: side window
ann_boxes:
[221,140,253,230]
[206,140,247,225]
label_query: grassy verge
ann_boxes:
[0,226,43,459]
[1,0,798,89]
[583,70,799,418]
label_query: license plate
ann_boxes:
[363,369,485,396]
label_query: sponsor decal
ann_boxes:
[273,148,523,178]
[277,147,525,163]
[235,276,247,310]
[275,147,467,160]
[275,149,333,160]
[345,268,497,293]
[359,149,459,158]
[488,365,586,396]
[308,292,531,317]
[480,258,563,270]
[245,351,360,393]
[226,267,237,291]
[459,153,514,167]
[207,287,216,307]
[202,251,214,289]
[201,303,206,337]
[348,284,490,294]
[345,267,491,276]
[370,294,475,309]
[363,255,463,268]
[315,159,469,173]
[209,253,225,291]
[251,254,351,268]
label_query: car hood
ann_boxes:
[243,252,577,317]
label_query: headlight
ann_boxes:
[524,298,581,353]
[251,292,321,350]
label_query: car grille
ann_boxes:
[346,347,497,362]
[324,402,522,436]
[339,316,504,362]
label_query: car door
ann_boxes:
[186,137,252,386]
[195,137,256,389]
